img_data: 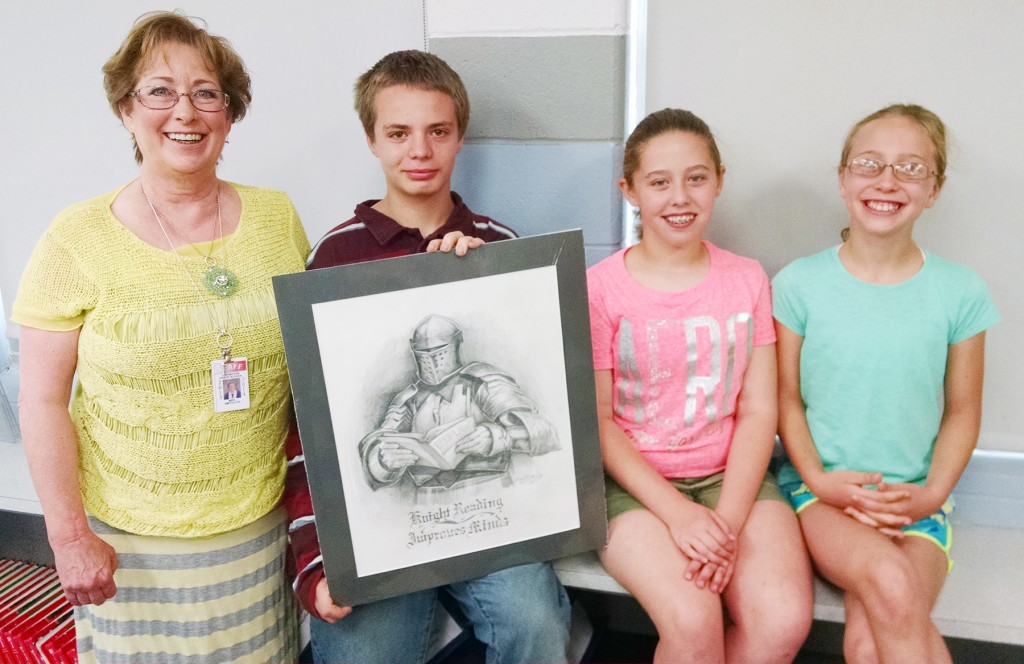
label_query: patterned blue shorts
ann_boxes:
[779,479,954,572]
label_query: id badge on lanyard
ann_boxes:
[212,357,250,412]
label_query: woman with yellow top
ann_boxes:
[13,11,309,663]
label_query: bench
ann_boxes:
[551,450,1024,653]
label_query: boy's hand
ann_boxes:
[314,577,353,623]
[427,231,485,256]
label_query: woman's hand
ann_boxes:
[314,577,353,623]
[666,501,736,569]
[51,531,118,606]
[20,327,117,605]
[426,231,485,256]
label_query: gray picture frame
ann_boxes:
[273,229,606,606]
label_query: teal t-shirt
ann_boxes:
[773,247,1000,486]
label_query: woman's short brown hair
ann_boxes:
[103,11,252,163]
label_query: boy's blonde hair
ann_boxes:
[354,50,470,139]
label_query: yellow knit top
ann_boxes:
[13,182,311,537]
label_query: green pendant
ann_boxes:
[202,265,239,297]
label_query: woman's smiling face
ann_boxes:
[120,41,232,179]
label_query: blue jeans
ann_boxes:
[309,562,571,664]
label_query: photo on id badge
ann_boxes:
[213,357,250,412]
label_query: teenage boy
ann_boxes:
[285,50,571,664]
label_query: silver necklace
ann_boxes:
[140,183,239,297]
[141,181,235,358]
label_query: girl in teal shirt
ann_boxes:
[773,104,1000,664]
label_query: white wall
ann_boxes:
[9,0,1016,454]
[646,0,1024,453]
[0,0,423,330]
[426,0,626,37]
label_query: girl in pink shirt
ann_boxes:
[588,109,812,663]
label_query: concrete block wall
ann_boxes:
[425,0,629,265]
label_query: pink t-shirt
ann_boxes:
[588,242,775,478]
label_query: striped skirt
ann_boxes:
[75,507,300,664]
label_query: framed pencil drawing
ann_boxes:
[273,230,606,606]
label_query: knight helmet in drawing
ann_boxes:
[410,315,464,385]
